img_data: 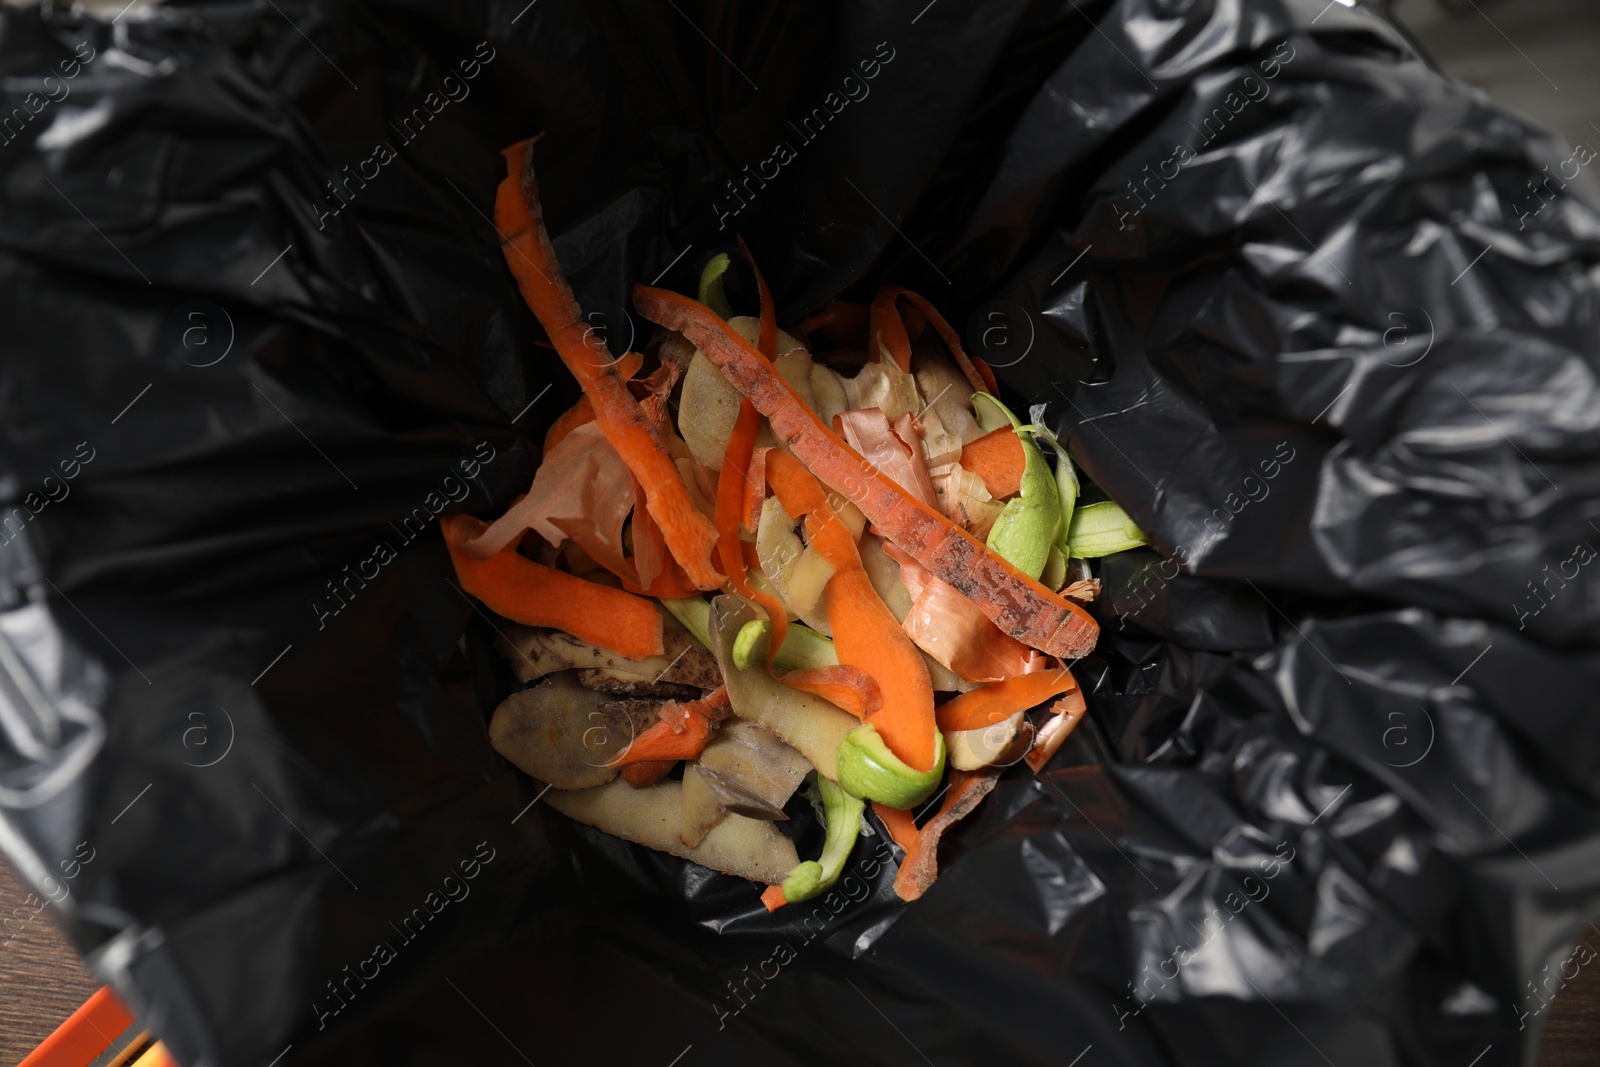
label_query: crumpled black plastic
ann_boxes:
[2,1,1597,1065]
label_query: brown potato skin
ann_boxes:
[547,777,799,884]
[489,672,648,790]
[499,625,720,690]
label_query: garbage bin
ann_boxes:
[2,1,1598,1065]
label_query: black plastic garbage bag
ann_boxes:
[2,1,1598,1065]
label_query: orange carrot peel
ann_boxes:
[443,514,663,660]
[766,449,938,771]
[893,768,1001,902]
[621,760,677,787]
[873,801,920,851]
[605,686,731,767]
[934,670,1081,734]
[742,446,772,534]
[495,141,721,589]
[714,239,789,666]
[870,286,989,393]
[608,712,712,765]
[781,665,884,719]
[960,426,1028,500]
[631,285,1100,661]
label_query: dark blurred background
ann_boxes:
[1394,0,1600,205]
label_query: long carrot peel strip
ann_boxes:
[767,450,937,771]
[893,768,1000,902]
[870,286,915,372]
[870,286,988,393]
[743,446,772,534]
[717,403,786,600]
[738,235,778,358]
[606,686,731,766]
[934,670,1080,733]
[714,241,788,665]
[443,514,664,659]
[621,760,676,787]
[540,359,641,447]
[782,665,883,719]
[873,801,919,851]
[496,142,721,589]
[960,426,1027,500]
[633,285,1100,661]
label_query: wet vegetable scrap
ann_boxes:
[452,142,1161,902]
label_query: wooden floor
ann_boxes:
[2,857,105,1064]
[3,2,1598,1064]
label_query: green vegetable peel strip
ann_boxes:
[763,773,865,909]
[1065,501,1148,557]
[1028,423,1080,591]
[970,393,1061,582]
[1041,548,1068,591]
[732,618,838,671]
[971,392,1012,434]
[836,722,945,809]
[1027,423,1080,553]
[698,253,734,319]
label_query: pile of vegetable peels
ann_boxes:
[450,141,1148,905]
